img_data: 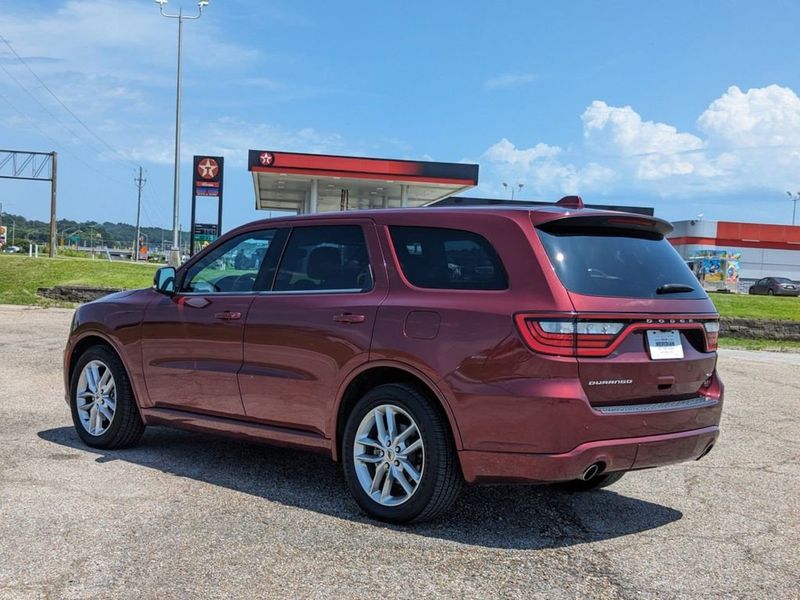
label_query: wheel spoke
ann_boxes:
[392,465,414,496]
[370,462,388,494]
[355,453,383,464]
[374,409,388,444]
[77,389,94,399]
[98,404,114,422]
[98,369,113,394]
[356,435,382,450]
[401,438,422,456]
[88,364,101,393]
[89,405,100,435]
[399,458,421,483]
[103,395,116,411]
[77,399,94,413]
[394,423,417,446]
[380,466,394,501]
[385,406,398,440]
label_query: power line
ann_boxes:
[0,34,140,170]
[0,89,126,186]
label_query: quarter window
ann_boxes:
[273,225,373,292]
[181,229,276,293]
[389,226,508,290]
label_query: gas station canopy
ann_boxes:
[248,150,478,213]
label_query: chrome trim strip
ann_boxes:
[594,396,717,415]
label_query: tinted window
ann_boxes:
[182,229,276,293]
[537,227,706,299]
[273,225,373,292]
[389,226,508,290]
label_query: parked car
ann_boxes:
[748,277,800,296]
[63,198,723,523]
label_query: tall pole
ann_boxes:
[169,9,183,266]
[134,166,146,261]
[157,1,207,267]
[49,151,57,258]
[786,192,799,226]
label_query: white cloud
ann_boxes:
[123,117,347,168]
[480,84,800,199]
[484,73,536,90]
[698,84,800,148]
[480,139,615,197]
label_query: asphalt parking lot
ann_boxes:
[0,305,798,599]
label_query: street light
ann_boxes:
[786,191,799,226]
[502,182,524,200]
[156,0,210,266]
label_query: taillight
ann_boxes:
[703,320,720,351]
[514,315,625,357]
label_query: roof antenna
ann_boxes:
[556,195,584,209]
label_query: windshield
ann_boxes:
[537,226,707,299]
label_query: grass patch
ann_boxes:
[0,254,157,307]
[718,337,800,352]
[709,293,800,321]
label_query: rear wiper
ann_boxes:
[656,283,696,294]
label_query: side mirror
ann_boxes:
[154,266,176,294]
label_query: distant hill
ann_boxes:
[0,213,181,252]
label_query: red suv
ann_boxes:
[64,197,723,523]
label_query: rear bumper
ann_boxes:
[459,425,719,484]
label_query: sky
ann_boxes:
[2,0,800,236]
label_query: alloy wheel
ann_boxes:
[75,360,117,436]
[353,404,425,507]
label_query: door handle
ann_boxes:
[333,313,366,324]
[214,311,242,321]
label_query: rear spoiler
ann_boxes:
[537,212,674,237]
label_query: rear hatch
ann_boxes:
[528,213,719,408]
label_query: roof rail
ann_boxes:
[556,195,584,209]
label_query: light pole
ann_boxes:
[786,192,799,226]
[502,182,524,200]
[156,0,209,267]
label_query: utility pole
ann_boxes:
[49,151,57,257]
[156,0,210,267]
[134,166,146,261]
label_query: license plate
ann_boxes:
[646,330,683,360]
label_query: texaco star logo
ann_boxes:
[197,158,219,179]
[259,152,275,166]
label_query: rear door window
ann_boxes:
[389,226,508,290]
[273,225,373,292]
[537,225,705,299]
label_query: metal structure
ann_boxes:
[786,191,799,226]
[0,149,57,256]
[156,0,210,266]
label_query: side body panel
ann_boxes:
[239,219,388,437]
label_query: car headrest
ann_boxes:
[307,246,340,281]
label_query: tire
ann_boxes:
[557,471,625,492]
[69,345,145,449]
[342,383,463,523]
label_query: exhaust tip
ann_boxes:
[581,462,603,481]
[697,442,714,460]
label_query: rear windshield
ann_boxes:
[537,226,706,299]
